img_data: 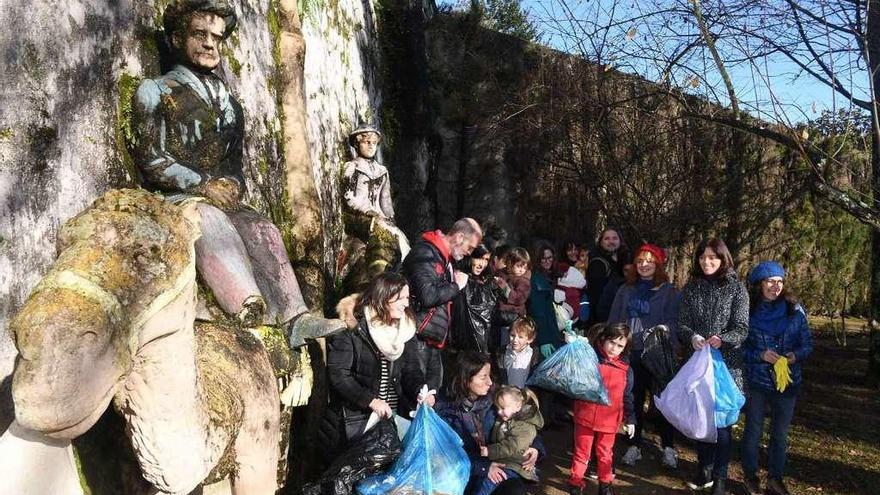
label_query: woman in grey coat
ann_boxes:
[607,243,681,469]
[678,238,749,495]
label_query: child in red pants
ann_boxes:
[568,323,635,495]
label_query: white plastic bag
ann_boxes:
[655,345,717,443]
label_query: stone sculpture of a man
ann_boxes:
[340,125,409,287]
[130,0,337,340]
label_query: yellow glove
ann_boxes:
[773,357,792,392]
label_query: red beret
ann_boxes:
[635,243,666,265]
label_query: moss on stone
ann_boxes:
[222,46,243,77]
[0,127,13,140]
[115,73,141,182]
[72,446,94,495]
[267,0,283,74]
[298,0,324,21]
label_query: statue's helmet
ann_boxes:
[348,124,382,148]
[163,0,238,42]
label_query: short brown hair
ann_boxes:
[510,316,536,339]
[691,238,735,278]
[505,247,531,269]
[593,322,633,357]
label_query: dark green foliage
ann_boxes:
[480,0,539,42]
[770,112,873,315]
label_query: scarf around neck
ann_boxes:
[365,306,416,361]
[750,299,788,339]
[627,279,655,319]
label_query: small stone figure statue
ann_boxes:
[130,0,339,342]
[340,125,410,288]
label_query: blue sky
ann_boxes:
[518,0,872,124]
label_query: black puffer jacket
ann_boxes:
[325,318,424,441]
[403,230,460,347]
[587,249,624,322]
[677,270,750,390]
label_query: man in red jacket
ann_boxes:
[403,218,482,389]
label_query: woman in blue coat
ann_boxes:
[435,352,544,495]
[741,261,813,495]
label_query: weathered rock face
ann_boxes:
[300,1,384,275]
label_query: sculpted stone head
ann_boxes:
[348,124,382,160]
[163,0,238,71]
[175,12,227,71]
[355,132,380,159]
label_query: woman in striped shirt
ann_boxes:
[326,272,426,444]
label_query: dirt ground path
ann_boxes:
[533,327,880,495]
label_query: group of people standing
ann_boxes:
[113,2,812,493]
[319,219,813,495]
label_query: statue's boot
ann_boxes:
[286,312,346,348]
[229,209,309,325]
[193,203,263,316]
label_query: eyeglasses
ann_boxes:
[763,279,784,286]
[541,256,554,261]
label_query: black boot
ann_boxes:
[742,473,761,495]
[710,477,726,495]
[568,486,583,495]
[598,482,615,495]
[766,477,791,495]
[686,466,714,490]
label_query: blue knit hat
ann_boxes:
[748,261,785,285]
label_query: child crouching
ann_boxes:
[568,323,635,495]
[475,386,544,495]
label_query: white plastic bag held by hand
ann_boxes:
[410,384,437,417]
[655,346,717,443]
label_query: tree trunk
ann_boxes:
[866,0,880,387]
[277,0,325,311]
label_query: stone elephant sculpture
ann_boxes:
[3,189,307,494]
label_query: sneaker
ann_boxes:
[661,446,678,469]
[742,474,761,495]
[587,463,598,480]
[621,445,642,466]
[686,467,714,490]
[568,486,584,495]
[766,477,791,495]
[710,477,726,495]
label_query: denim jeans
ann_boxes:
[741,385,798,479]
[471,468,523,495]
[696,426,733,479]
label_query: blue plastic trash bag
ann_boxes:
[358,403,470,495]
[527,338,610,405]
[711,348,746,428]
[655,345,717,443]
